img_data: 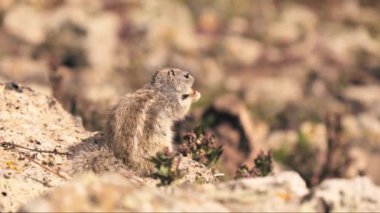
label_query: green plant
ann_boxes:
[177,127,223,167]
[278,130,320,186]
[149,147,183,186]
[150,126,223,186]
[235,151,273,179]
[272,114,352,187]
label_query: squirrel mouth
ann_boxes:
[181,88,196,100]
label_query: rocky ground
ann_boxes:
[0,82,89,211]
[0,82,379,212]
[0,83,216,211]
[1,0,380,186]
[1,0,380,211]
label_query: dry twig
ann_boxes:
[1,141,69,180]
[1,141,70,156]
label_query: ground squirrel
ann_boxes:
[76,68,199,176]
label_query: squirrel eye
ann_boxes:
[184,73,189,79]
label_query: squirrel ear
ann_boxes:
[151,70,160,84]
[167,69,175,77]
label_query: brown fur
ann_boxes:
[103,68,200,175]
[68,133,135,178]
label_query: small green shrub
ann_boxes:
[149,147,183,186]
[235,151,273,179]
[150,127,223,186]
[177,127,223,167]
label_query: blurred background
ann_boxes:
[0,0,380,186]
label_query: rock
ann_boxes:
[0,82,90,212]
[244,76,303,110]
[201,58,225,87]
[342,115,362,139]
[130,0,199,53]
[342,113,380,144]
[46,5,90,30]
[198,8,220,35]
[223,35,263,66]
[355,114,380,143]
[225,75,243,92]
[85,12,119,76]
[266,22,300,45]
[144,44,170,70]
[328,0,360,23]
[319,28,380,66]
[3,5,46,44]
[20,171,309,212]
[19,172,227,212]
[266,6,317,45]
[174,155,218,185]
[302,177,380,212]
[0,56,51,96]
[0,57,50,84]
[344,85,380,108]
[347,145,380,185]
[299,122,327,153]
[267,130,298,151]
[227,17,249,35]
[80,72,120,103]
[342,114,380,184]
[66,0,103,13]
[189,171,309,212]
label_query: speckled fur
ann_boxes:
[68,133,130,174]
[104,68,200,175]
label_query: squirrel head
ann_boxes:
[151,68,195,99]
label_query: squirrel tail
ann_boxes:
[67,133,136,178]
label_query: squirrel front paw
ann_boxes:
[191,89,201,102]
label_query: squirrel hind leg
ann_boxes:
[68,144,137,178]
[67,133,133,176]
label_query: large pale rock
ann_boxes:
[342,113,380,143]
[3,5,46,44]
[302,177,380,212]
[0,82,90,212]
[344,85,380,107]
[266,6,317,45]
[20,171,309,212]
[223,36,263,66]
[245,76,303,108]
[187,171,309,212]
[130,0,199,53]
[85,13,119,76]
[347,146,380,185]
[319,28,380,65]
[267,130,298,151]
[0,57,49,84]
[201,58,225,87]
[20,172,227,212]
